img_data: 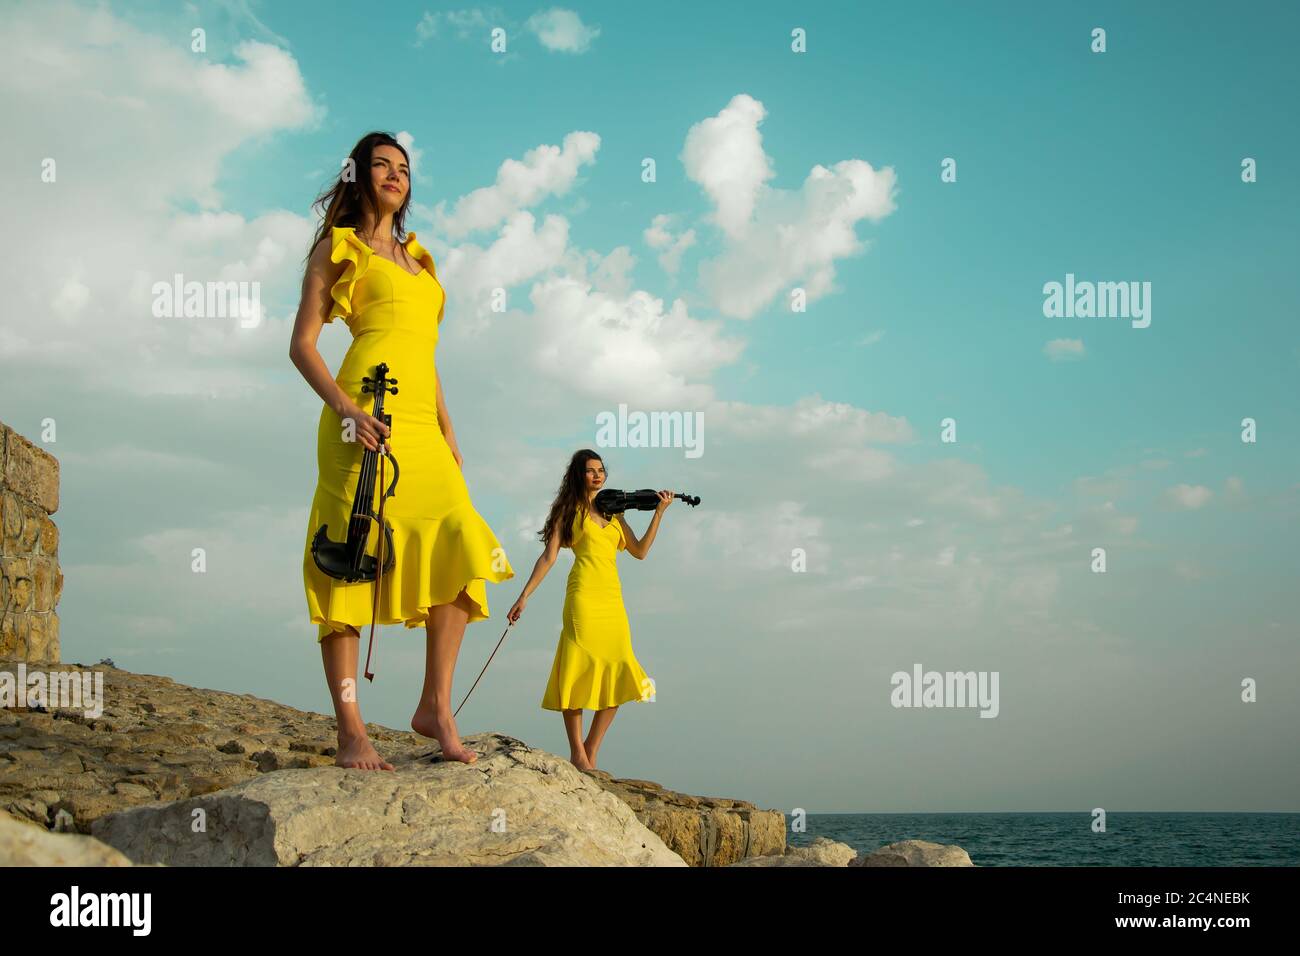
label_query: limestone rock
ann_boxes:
[0,808,133,866]
[91,733,686,866]
[1,661,783,864]
[853,838,975,867]
[729,836,858,867]
[585,770,785,866]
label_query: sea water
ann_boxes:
[788,812,1300,866]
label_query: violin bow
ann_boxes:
[363,449,387,682]
[454,619,515,718]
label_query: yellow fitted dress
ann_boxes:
[541,507,653,711]
[303,225,514,641]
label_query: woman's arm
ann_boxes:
[617,491,673,559]
[507,523,562,622]
[288,237,390,452]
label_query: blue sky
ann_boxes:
[2,0,1297,813]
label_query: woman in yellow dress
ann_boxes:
[289,132,514,771]
[507,450,672,771]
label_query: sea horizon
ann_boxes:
[789,811,1300,866]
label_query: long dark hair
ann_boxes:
[304,131,412,265]
[539,449,606,549]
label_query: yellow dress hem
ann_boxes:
[312,567,515,642]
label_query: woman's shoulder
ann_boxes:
[317,225,372,322]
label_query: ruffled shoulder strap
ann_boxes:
[328,225,372,321]
[404,232,438,279]
[404,231,446,325]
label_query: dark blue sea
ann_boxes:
[787,813,1300,866]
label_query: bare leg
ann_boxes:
[584,706,618,770]
[320,627,394,771]
[412,588,479,763]
[562,708,593,770]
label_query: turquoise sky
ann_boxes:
[3,0,1297,814]
[217,0,1299,489]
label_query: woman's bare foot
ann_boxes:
[411,703,478,764]
[570,746,594,771]
[335,732,395,771]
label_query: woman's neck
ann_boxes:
[358,214,395,240]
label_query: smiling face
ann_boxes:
[371,143,409,214]
[583,457,606,496]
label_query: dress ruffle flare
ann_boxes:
[303,225,514,641]
[541,508,652,711]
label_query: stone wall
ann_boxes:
[0,421,61,663]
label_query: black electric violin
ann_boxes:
[593,488,700,519]
[311,363,399,681]
[311,363,400,582]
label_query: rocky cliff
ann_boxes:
[0,659,977,867]
[0,420,62,664]
[0,660,790,865]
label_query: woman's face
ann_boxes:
[371,144,409,215]
[583,459,605,493]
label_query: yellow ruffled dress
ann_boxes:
[541,506,653,710]
[303,225,514,641]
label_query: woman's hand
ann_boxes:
[655,489,674,514]
[446,433,463,470]
[339,401,391,454]
[507,595,527,623]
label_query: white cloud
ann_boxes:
[681,94,776,239]
[677,501,827,573]
[193,40,318,136]
[526,8,601,53]
[1044,337,1085,361]
[1223,476,1245,502]
[644,213,697,275]
[426,209,573,333]
[526,274,745,406]
[709,394,913,444]
[682,94,897,319]
[1166,484,1213,510]
[414,8,493,46]
[1088,500,1139,535]
[432,132,600,238]
[395,130,424,178]
[0,4,320,396]
[805,444,898,481]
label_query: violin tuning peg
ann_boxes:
[389,378,398,385]
[391,387,399,394]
